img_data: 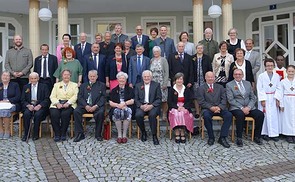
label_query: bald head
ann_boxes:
[205,71,215,84]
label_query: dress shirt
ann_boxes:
[31,83,38,101]
[144,83,150,103]
[236,61,246,80]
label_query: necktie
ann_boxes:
[32,85,37,101]
[245,51,250,60]
[81,44,85,54]
[180,53,184,63]
[94,54,98,70]
[137,56,141,75]
[239,82,246,95]
[43,56,47,78]
[138,36,142,44]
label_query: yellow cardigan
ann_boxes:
[50,81,78,109]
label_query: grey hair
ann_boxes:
[152,46,161,54]
[116,71,128,80]
[142,70,153,77]
[2,70,11,77]
[80,32,87,37]
[105,31,112,35]
[195,43,204,49]
[228,28,238,35]
[136,44,144,49]
[29,72,39,78]
[88,70,98,76]
[61,69,72,76]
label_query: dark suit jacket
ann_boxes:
[154,37,176,58]
[77,81,106,108]
[134,81,162,108]
[192,54,213,82]
[196,83,227,111]
[106,54,128,80]
[109,85,134,117]
[228,60,254,83]
[21,83,50,111]
[128,55,150,85]
[168,86,192,112]
[74,42,92,65]
[99,41,115,59]
[111,34,128,44]
[168,52,194,86]
[125,49,136,69]
[33,54,58,85]
[131,34,150,57]
[0,82,21,111]
[83,53,107,83]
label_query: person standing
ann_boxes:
[244,39,261,79]
[99,31,115,60]
[111,24,128,44]
[154,25,176,59]
[179,31,195,56]
[274,55,287,80]
[74,32,92,66]
[131,25,150,57]
[5,35,33,91]
[226,28,246,59]
[198,28,219,62]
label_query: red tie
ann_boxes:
[210,84,213,92]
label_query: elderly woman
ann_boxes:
[179,31,195,56]
[212,41,234,87]
[150,46,169,120]
[53,47,83,86]
[0,71,20,139]
[226,28,246,58]
[50,69,78,142]
[56,33,74,64]
[109,72,134,144]
[168,73,194,143]
[228,48,254,85]
[106,43,128,90]
[149,27,158,58]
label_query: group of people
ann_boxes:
[1,23,294,148]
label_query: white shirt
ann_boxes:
[93,53,99,68]
[245,50,252,60]
[144,83,150,103]
[137,35,142,44]
[41,54,49,78]
[31,83,38,101]
[236,61,246,80]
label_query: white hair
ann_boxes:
[116,71,128,80]
[142,70,153,77]
[152,46,161,54]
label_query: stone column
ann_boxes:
[29,0,40,59]
[58,0,68,44]
[222,0,233,40]
[192,0,203,44]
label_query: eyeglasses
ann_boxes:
[234,74,243,75]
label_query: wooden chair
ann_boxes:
[137,115,160,139]
[232,116,255,141]
[9,112,18,136]
[200,115,235,142]
[18,113,53,138]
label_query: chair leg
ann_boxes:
[109,121,112,138]
[70,115,74,138]
[169,127,172,140]
[129,121,132,138]
[246,120,249,136]
[137,126,140,139]
[232,119,235,142]
[10,113,15,137]
[157,117,160,138]
[39,122,42,138]
[19,114,22,138]
[201,117,204,139]
[251,121,255,141]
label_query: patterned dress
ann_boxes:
[150,59,168,102]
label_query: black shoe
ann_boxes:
[286,137,293,143]
[32,136,39,141]
[54,136,60,142]
[21,135,27,142]
[236,138,243,147]
[218,137,230,148]
[271,137,279,142]
[153,135,159,145]
[254,137,263,145]
[141,132,147,142]
[61,135,67,141]
[73,133,85,142]
[180,135,186,144]
[175,135,180,144]
[207,138,214,146]
[262,135,270,141]
[96,137,103,141]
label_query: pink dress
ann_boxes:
[109,59,122,91]
[168,97,194,132]
[56,44,74,64]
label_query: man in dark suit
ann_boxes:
[74,32,92,66]
[21,72,50,141]
[73,70,106,142]
[131,25,150,57]
[135,70,162,145]
[226,69,264,147]
[128,44,150,87]
[154,25,176,58]
[83,43,107,83]
[168,42,194,87]
[99,31,115,60]
[33,44,58,91]
[196,71,232,148]
[111,24,128,44]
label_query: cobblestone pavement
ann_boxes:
[1,122,295,181]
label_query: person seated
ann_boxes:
[21,72,50,141]
[196,71,232,148]
[109,72,134,144]
[168,72,194,144]
[0,71,21,139]
[226,69,264,147]
[73,70,106,142]
[135,70,162,145]
[50,69,78,142]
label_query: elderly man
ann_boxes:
[244,39,261,79]
[154,25,176,58]
[128,44,150,87]
[198,28,219,62]
[135,70,162,145]
[111,24,128,44]
[83,43,107,83]
[74,32,92,66]
[73,70,106,142]
[196,71,232,148]
[226,69,264,147]
[5,35,33,91]
[131,25,150,57]
[99,31,115,59]
[21,72,50,141]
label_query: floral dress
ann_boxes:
[150,59,168,102]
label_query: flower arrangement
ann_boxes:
[232,65,237,70]
[103,44,107,48]
[25,88,30,93]
[175,55,179,60]
[234,86,239,90]
[141,85,144,90]
[59,86,63,89]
